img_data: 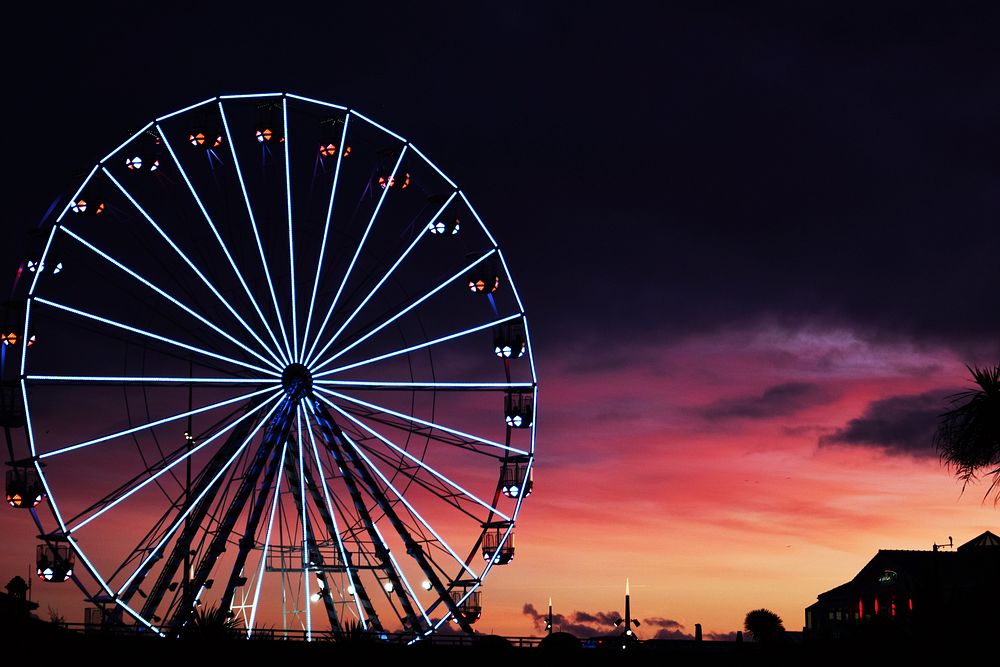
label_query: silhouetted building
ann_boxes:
[805,531,999,641]
[1,576,38,620]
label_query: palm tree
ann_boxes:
[934,364,1000,503]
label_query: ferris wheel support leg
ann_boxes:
[307,400,425,634]
[311,400,478,636]
[299,442,382,632]
[281,444,343,635]
[302,426,380,631]
[168,399,296,632]
[216,421,295,621]
[121,395,270,614]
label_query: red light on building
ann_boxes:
[874,597,879,615]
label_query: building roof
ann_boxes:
[811,531,999,604]
[957,530,999,551]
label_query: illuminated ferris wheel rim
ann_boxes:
[16,91,537,639]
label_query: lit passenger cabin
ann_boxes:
[429,216,460,235]
[377,170,410,190]
[69,197,106,216]
[467,261,500,294]
[125,131,163,172]
[482,524,515,564]
[255,128,275,143]
[504,391,533,428]
[36,543,74,583]
[126,155,160,171]
[319,140,350,158]
[26,260,62,275]
[450,586,482,625]
[188,130,223,149]
[493,322,526,358]
[6,469,45,509]
[500,456,533,498]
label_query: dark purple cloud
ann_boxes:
[523,602,622,638]
[525,604,710,640]
[701,382,836,420]
[820,389,958,456]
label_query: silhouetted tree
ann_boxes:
[744,608,784,643]
[333,619,374,644]
[182,604,240,639]
[935,364,1000,503]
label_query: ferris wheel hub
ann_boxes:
[281,363,312,401]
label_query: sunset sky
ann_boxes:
[2,3,997,639]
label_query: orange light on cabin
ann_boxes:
[377,172,410,190]
[468,277,499,294]
[189,132,223,149]
[319,143,350,158]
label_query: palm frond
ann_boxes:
[935,364,1000,504]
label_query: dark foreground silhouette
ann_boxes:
[0,615,991,666]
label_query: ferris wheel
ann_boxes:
[6,92,536,639]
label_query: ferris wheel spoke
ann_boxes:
[156,126,288,369]
[303,145,410,367]
[302,114,351,368]
[302,406,372,629]
[315,388,528,456]
[58,225,283,372]
[101,167,287,368]
[313,312,521,379]
[246,439,288,637]
[67,391,283,533]
[117,398,284,598]
[356,441,483,523]
[304,191,458,368]
[218,101,294,364]
[27,375,278,385]
[38,385,278,460]
[32,297,279,379]
[317,395,510,522]
[337,427,478,580]
[314,380,532,391]
[310,249,497,372]
[281,97,301,363]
